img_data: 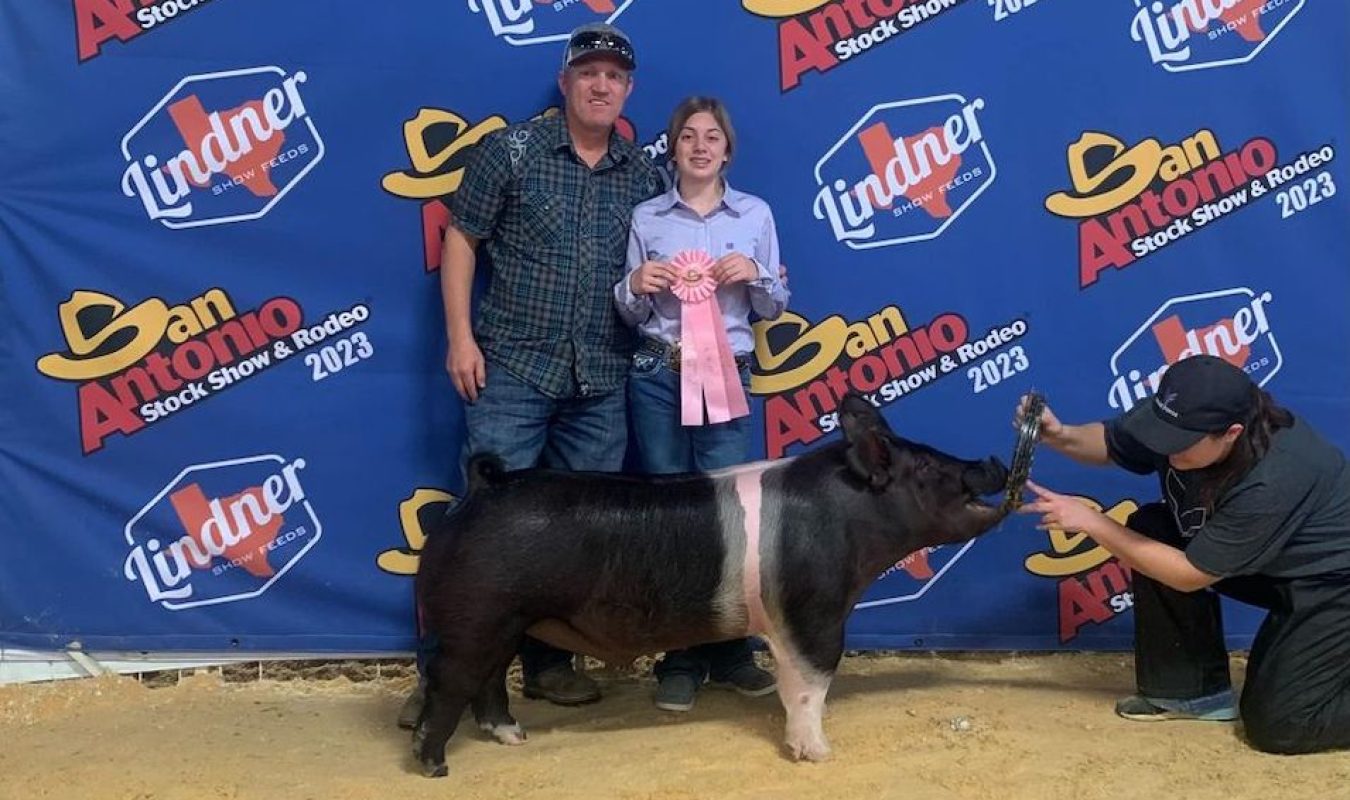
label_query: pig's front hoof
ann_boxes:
[479,720,528,746]
[420,760,449,779]
[787,735,832,763]
[412,723,448,777]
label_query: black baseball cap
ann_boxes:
[1121,354,1257,455]
[562,23,636,71]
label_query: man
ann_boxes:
[399,22,663,728]
[1018,355,1350,753]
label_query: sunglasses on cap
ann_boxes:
[564,29,636,70]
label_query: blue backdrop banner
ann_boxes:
[1,0,1345,653]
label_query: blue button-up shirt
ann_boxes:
[614,183,789,354]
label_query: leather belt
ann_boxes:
[638,338,751,374]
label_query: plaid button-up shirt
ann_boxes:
[451,115,663,398]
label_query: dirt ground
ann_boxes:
[1,653,1346,800]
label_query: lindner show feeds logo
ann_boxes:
[124,454,320,610]
[383,106,663,272]
[1024,497,1139,643]
[1045,127,1338,288]
[814,95,995,249]
[745,0,1054,92]
[750,302,1030,459]
[75,0,224,62]
[121,67,323,228]
[1128,0,1304,72]
[36,286,374,454]
[468,0,639,45]
[854,541,973,611]
[1108,287,1280,413]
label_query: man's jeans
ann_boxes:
[422,363,628,682]
[465,364,628,476]
[627,353,758,682]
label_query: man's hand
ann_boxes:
[712,253,759,285]
[447,336,486,403]
[630,261,677,295]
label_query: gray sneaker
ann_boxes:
[1115,694,1238,722]
[654,674,700,712]
[707,663,777,697]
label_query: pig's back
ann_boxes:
[423,470,732,623]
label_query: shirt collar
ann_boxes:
[660,179,749,216]
[548,114,633,167]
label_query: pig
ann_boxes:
[412,393,1012,777]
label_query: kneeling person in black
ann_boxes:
[1018,355,1350,754]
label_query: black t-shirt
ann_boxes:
[1105,415,1350,579]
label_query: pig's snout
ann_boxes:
[962,457,1008,497]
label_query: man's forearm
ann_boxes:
[440,226,478,342]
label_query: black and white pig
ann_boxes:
[413,394,1012,777]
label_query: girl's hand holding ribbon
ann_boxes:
[630,261,678,295]
[711,253,758,285]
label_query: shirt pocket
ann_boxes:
[597,203,632,274]
[520,188,567,252]
[718,233,759,262]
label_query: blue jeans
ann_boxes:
[627,351,752,475]
[463,364,628,474]
[627,351,758,682]
[420,363,628,682]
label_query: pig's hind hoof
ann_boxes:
[479,720,528,746]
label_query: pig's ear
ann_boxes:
[840,394,892,489]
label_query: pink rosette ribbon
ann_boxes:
[668,249,750,426]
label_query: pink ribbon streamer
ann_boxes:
[668,250,750,426]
